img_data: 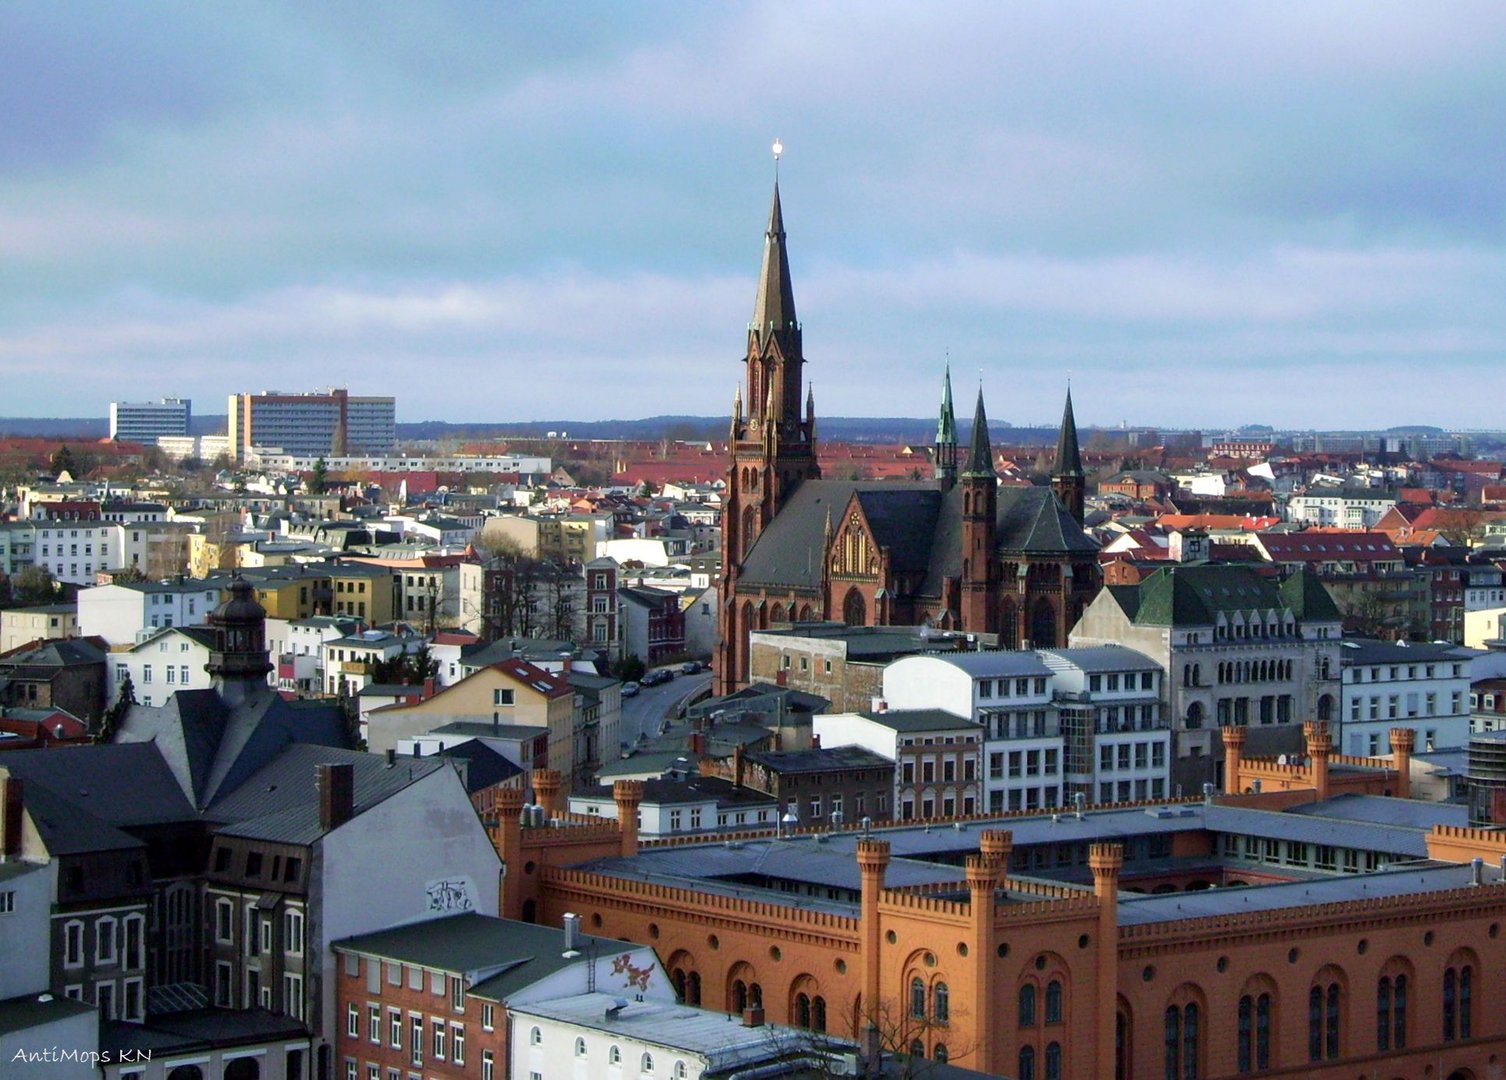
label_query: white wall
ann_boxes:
[317,767,502,1043]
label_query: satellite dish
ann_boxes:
[1277,754,1289,765]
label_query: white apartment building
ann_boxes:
[108,626,217,706]
[32,521,125,585]
[1038,646,1172,805]
[1339,638,1473,754]
[813,708,983,821]
[78,579,226,646]
[883,652,1063,814]
[1286,486,1398,527]
[109,398,190,444]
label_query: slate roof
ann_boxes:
[737,479,1095,598]
[433,739,523,794]
[743,745,893,775]
[1338,639,1473,665]
[209,744,447,843]
[855,708,977,733]
[0,992,98,1037]
[115,688,348,810]
[1039,645,1161,673]
[576,774,774,809]
[0,742,195,832]
[1120,565,1338,626]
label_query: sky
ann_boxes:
[2,2,1505,432]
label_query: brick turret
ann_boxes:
[1222,724,1247,795]
[1390,727,1415,800]
[496,786,524,919]
[1089,843,1124,1080]
[533,769,562,819]
[856,838,891,1027]
[614,779,645,858]
[1305,721,1332,802]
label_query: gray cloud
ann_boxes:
[1,2,1503,428]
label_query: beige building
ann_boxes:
[0,605,79,653]
[479,513,609,563]
[366,658,578,778]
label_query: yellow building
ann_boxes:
[365,658,576,775]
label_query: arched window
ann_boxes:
[609,1046,621,1065]
[770,603,785,625]
[1378,974,1407,1050]
[1018,1045,1036,1080]
[575,1037,587,1057]
[795,993,811,1029]
[1164,1001,1199,1079]
[641,1051,655,1071]
[1185,702,1204,730]
[1045,979,1063,1024]
[843,588,867,627]
[733,980,748,1014]
[933,1043,948,1064]
[687,971,701,1006]
[1031,598,1057,649]
[910,976,926,1019]
[811,996,826,1033]
[1000,600,1018,648]
[749,982,762,1009]
[530,1027,542,1046]
[1238,991,1271,1072]
[1044,1041,1062,1080]
[1309,980,1341,1061]
[1019,983,1037,1026]
[1193,663,1201,686]
[1443,963,1472,1041]
[909,1039,925,1059]
[1115,1000,1133,1080]
[934,982,949,1024]
[675,1065,688,1080]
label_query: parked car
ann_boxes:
[641,669,673,687]
[680,661,705,675]
[621,681,640,697]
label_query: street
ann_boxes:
[620,669,712,747]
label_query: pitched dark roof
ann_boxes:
[737,479,1096,597]
[115,688,348,810]
[744,745,893,775]
[433,739,523,794]
[962,389,994,478]
[0,742,195,832]
[1279,568,1343,622]
[995,487,1099,555]
[208,744,448,843]
[752,182,797,337]
[1054,389,1084,478]
[1126,565,1317,626]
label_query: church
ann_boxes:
[715,180,1102,693]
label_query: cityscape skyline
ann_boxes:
[3,4,1505,428]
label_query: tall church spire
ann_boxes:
[752,182,798,340]
[962,388,995,478]
[934,363,958,486]
[1052,388,1086,523]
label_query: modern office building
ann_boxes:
[108,398,191,444]
[227,388,396,460]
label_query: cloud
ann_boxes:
[1,2,1504,430]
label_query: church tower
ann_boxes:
[717,173,820,694]
[934,363,958,489]
[1051,388,1086,524]
[206,576,274,707]
[959,389,997,631]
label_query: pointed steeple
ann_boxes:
[934,363,958,486]
[752,182,798,337]
[1052,387,1086,524]
[962,389,995,478]
[936,364,957,446]
[1054,388,1083,479]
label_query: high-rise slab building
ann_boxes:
[109,398,191,445]
[226,388,396,460]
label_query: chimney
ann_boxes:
[423,677,436,699]
[688,731,706,756]
[562,912,582,954]
[1472,857,1484,887]
[742,1005,765,1027]
[812,733,821,750]
[318,762,355,832]
[0,771,22,859]
[385,748,396,768]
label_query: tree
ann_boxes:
[310,457,329,496]
[110,565,148,584]
[96,673,136,743]
[12,565,57,604]
[50,444,79,477]
[612,654,646,683]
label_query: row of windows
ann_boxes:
[1098,741,1167,772]
[61,914,146,970]
[1137,964,1477,1079]
[980,676,1053,698]
[350,1004,467,1067]
[1351,662,1463,682]
[1350,693,1459,720]
[525,1028,690,1076]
